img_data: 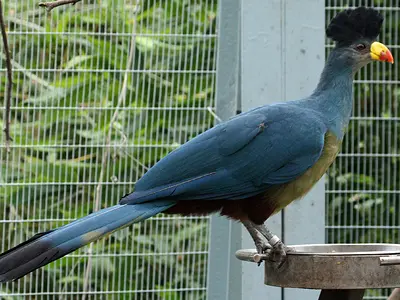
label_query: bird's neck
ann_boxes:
[309,51,355,139]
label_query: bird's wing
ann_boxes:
[120,104,328,204]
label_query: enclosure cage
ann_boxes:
[0,0,399,300]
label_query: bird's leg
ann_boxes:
[242,220,271,256]
[242,220,287,268]
[251,222,287,267]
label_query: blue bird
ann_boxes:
[0,7,394,282]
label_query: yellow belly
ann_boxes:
[272,132,340,214]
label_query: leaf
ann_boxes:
[63,55,94,70]
[156,285,181,300]
[7,15,45,32]
[22,156,80,183]
[75,129,106,141]
[172,223,207,249]
[91,257,116,275]
[354,198,384,211]
[336,173,375,186]
[348,193,370,203]
[22,88,66,105]
[331,196,343,209]
[0,288,24,300]
[133,234,155,247]
[59,276,85,285]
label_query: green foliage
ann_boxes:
[0,0,215,298]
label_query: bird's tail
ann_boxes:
[0,200,175,283]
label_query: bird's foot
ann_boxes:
[266,236,287,268]
[242,220,287,267]
[255,239,271,254]
[255,240,271,266]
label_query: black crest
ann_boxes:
[326,7,383,46]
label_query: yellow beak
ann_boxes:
[370,41,394,63]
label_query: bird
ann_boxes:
[0,7,394,283]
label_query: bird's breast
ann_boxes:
[272,131,340,213]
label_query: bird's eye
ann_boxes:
[356,43,366,51]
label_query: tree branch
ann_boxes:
[38,0,82,12]
[0,0,13,152]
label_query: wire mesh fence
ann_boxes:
[2,0,400,299]
[1,0,217,298]
[325,1,399,299]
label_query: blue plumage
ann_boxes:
[0,201,175,282]
[0,6,393,282]
[122,104,327,204]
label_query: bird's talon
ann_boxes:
[266,241,287,268]
[255,242,270,254]
[254,241,271,265]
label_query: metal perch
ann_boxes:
[236,244,400,300]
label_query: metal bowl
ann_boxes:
[236,244,400,289]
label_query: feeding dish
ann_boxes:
[236,243,400,289]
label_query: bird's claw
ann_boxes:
[254,239,288,268]
[255,241,271,266]
[266,240,287,268]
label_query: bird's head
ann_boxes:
[326,7,393,71]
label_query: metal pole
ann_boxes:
[241,0,284,298]
[241,1,325,299]
[207,0,241,299]
[282,2,325,299]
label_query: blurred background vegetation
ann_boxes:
[0,0,399,299]
[325,0,400,246]
[0,0,216,298]
[325,2,400,298]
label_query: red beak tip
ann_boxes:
[380,51,394,64]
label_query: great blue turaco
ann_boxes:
[0,6,394,282]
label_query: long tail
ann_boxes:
[0,200,175,283]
